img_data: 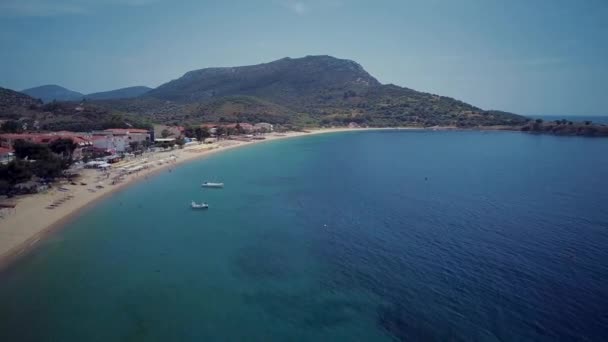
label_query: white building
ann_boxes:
[253,123,274,132]
[91,128,151,152]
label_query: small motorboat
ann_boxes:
[191,201,209,209]
[201,182,224,188]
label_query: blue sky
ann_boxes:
[0,0,606,116]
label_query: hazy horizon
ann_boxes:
[1,0,607,116]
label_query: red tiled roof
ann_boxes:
[0,133,92,146]
[104,128,149,134]
[0,147,13,155]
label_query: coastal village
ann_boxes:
[0,122,277,190]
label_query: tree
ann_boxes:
[161,129,172,138]
[32,156,65,179]
[215,126,226,138]
[535,119,543,124]
[49,138,78,161]
[194,127,210,143]
[0,179,9,195]
[0,120,22,133]
[585,120,592,125]
[129,141,141,152]
[235,123,245,134]
[13,139,53,160]
[0,160,33,185]
[183,126,195,138]
[201,127,210,139]
[175,137,186,148]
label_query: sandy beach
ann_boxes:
[0,127,395,269]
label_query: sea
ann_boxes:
[1,130,607,341]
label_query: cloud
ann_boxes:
[0,0,160,17]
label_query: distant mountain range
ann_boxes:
[21,85,84,103]
[3,55,536,130]
[85,86,152,101]
[21,85,152,103]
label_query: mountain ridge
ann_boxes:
[21,85,153,103]
[137,55,526,127]
[22,85,83,103]
[85,86,152,100]
[5,55,532,129]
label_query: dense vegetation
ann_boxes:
[0,138,77,195]
[84,86,152,101]
[520,119,608,137]
[0,88,153,132]
[93,56,527,128]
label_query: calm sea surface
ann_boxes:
[1,131,607,341]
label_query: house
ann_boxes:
[153,125,183,139]
[91,135,128,153]
[253,122,274,132]
[0,132,92,160]
[227,123,254,133]
[201,124,218,135]
[91,128,151,153]
[0,147,14,164]
[99,128,150,143]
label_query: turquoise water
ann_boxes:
[1,130,607,341]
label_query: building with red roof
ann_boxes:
[0,146,14,164]
[0,133,92,161]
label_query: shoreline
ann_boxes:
[0,127,401,271]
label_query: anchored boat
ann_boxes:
[191,201,209,209]
[201,182,224,188]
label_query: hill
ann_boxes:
[22,85,84,103]
[137,55,528,127]
[0,87,151,132]
[85,86,152,100]
[4,56,537,129]
[148,56,380,105]
[0,87,42,115]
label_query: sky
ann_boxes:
[0,0,606,116]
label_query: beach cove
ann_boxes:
[0,128,391,270]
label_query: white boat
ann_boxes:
[191,201,209,209]
[201,182,224,188]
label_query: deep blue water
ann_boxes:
[1,130,607,341]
